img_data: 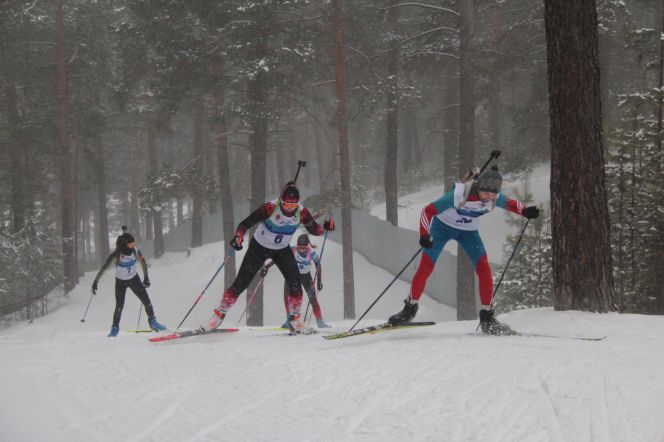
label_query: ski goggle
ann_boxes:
[281,200,298,211]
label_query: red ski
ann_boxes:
[149,328,239,343]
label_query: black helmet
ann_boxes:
[296,234,310,247]
[280,182,300,204]
[117,232,135,246]
[116,227,135,255]
[477,165,503,193]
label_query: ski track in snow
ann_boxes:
[2,237,664,441]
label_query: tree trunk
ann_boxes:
[402,106,417,175]
[94,135,110,263]
[246,33,269,326]
[313,120,326,193]
[191,98,204,248]
[4,78,25,233]
[544,0,614,312]
[385,0,399,226]
[488,2,503,154]
[144,211,153,241]
[213,95,237,289]
[130,173,141,242]
[442,70,459,191]
[56,2,76,292]
[656,1,664,312]
[332,0,356,319]
[456,0,477,320]
[146,108,164,258]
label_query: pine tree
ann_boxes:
[496,175,553,313]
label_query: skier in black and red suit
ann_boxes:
[200,182,334,332]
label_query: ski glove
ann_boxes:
[419,234,434,249]
[317,280,323,291]
[230,235,244,251]
[143,277,150,288]
[523,206,540,219]
[259,266,269,278]
[91,280,98,295]
[324,219,335,231]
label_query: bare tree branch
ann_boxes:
[372,27,459,60]
[405,51,459,61]
[382,2,459,17]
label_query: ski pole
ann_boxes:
[236,274,267,325]
[349,247,423,332]
[176,249,235,330]
[80,291,95,323]
[137,304,142,330]
[475,218,531,332]
[303,229,329,325]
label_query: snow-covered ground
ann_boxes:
[2,235,664,441]
[371,163,551,259]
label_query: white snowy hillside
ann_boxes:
[2,237,664,441]
[371,163,550,259]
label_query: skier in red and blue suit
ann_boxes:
[388,165,540,334]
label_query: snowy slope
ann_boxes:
[371,163,551,259]
[2,236,664,441]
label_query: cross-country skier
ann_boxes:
[262,233,330,329]
[91,231,167,337]
[200,182,334,332]
[388,165,539,334]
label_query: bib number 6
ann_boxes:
[274,234,283,244]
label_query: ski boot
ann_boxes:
[388,299,419,326]
[281,318,291,329]
[316,318,331,328]
[148,317,167,332]
[479,309,514,335]
[200,309,225,332]
[107,325,119,337]
[287,315,317,335]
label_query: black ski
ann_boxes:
[473,328,606,341]
[511,332,606,341]
[322,321,436,340]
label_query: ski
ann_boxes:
[511,332,606,341]
[322,321,436,340]
[149,328,239,343]
[126,329,152,333]
[471,329,606,341]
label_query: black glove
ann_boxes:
[143,277,150,288]
[523,206,540,219]
[323,219,335,231]
[317,280,323,291]
[91,280,98,295]
[259,267,269,278]
[419,235,434,249]
[230,235,244,251]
